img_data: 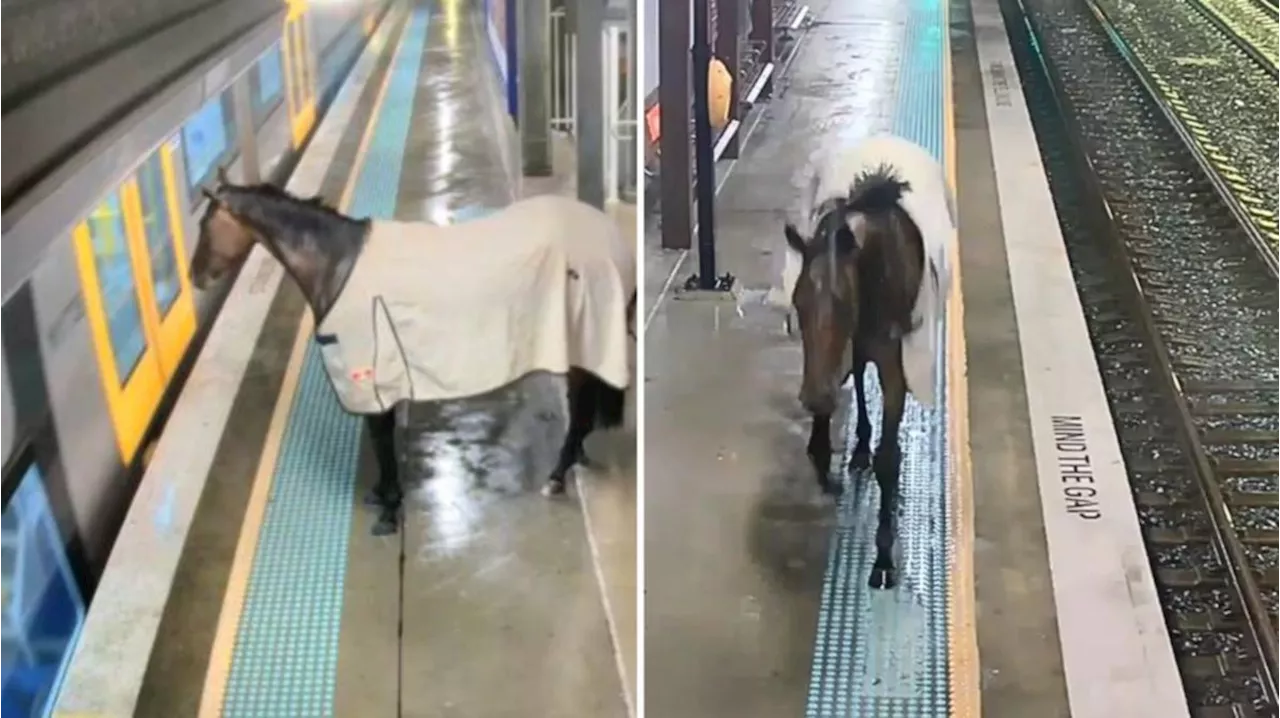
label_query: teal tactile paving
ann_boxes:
[804,0,954,714]
[219,9,431,718]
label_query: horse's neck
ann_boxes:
[242,201,367,320]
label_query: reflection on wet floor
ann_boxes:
[401,373,569,497]
[352,2,631,714]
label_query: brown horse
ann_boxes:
[189,169,629,535]
[783,165,925,590]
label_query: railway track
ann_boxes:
[1187,0,1279,78]
[999,0,1280,713]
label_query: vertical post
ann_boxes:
[519,0,553,175]
[714,0,740,159]
[658,0,691,250]
[691,0,716,287]
[625,0,639,202]
[232,77,261,183]
[576,0,605,208]
[750,0,773,101]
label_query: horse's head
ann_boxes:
[783,202,864,416]
[190,167,258,290]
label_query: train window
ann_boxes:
[0,463,86,718]
[86,193,147,385]
[180,92,239,197]
[252,43,284,126]
[136,153,181,319]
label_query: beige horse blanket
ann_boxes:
[771,134,956,406]
[315,195,635,415]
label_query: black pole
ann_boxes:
[691,0,717,289]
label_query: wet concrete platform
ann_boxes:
[642,0,1072,714]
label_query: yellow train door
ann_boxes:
[283,0,317,148]
[72,142,197,465]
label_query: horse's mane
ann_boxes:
[224,181,358,223]
[846,163,911,214]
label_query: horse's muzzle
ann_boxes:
[799,387,837,416]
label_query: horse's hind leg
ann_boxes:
[850,351,872,470]
[364,410,401,535]
[869,354,907,589]
[544,371,596,496]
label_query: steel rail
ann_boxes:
[1010,0,1280,705]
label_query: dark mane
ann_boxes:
[846,163,911,214]
[210,181,369,247]
[222,181,361,224]
[805,162,923,337]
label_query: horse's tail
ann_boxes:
[846,168,923,335]
[595,382,627,429]
[626,290,637,338]
[572,368,627,430]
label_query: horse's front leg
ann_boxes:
[364,410,401,536]
[806,413,839,495]
[544,372,595,496]
[869,356,907,589]
[850,351,872,471]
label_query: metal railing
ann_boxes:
[549,8,635,203]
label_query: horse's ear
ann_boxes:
[783,223,807,256]
[216,164,231,187]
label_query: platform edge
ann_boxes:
[944,0,981,712]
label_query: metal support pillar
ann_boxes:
[624,0,639,202]
[658,0,692,250]
[576,0,605,208]
[750,0,774,101]
[691,0,719,288]
[519,0,553,176]
[715,0,741,159]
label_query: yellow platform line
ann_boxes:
[944,0,981,713]
[195,10,411,716]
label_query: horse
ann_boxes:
[190,169,634,536]
[781,135,953,590]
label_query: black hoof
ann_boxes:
[541,478,567,497]
[868,565,897,590]
[371,509,399,536]
[850,448,872,470]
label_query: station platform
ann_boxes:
[641,0,1188,715]
[54,2,635,716]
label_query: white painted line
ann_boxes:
[52,8,407,717]
[971,0,1189,715]
[712,119,741,161]
[745,62,775,104]
[790,6,810,31]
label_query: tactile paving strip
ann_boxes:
[803,0,953,713]
[219,8,431,717]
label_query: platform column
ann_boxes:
[658,0,692,249]
[519,0,553,176]
[575,0,606,208]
